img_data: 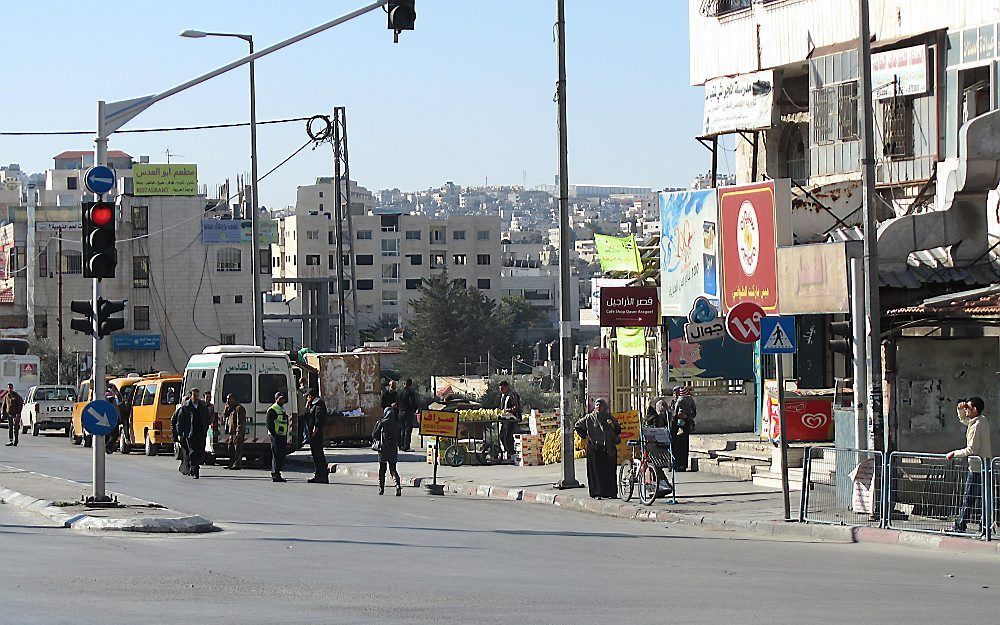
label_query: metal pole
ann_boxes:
[857,0,885,453]
[710,137,718,188]
[555,0,579,489]
[339,108,361,349]
[248,37,264,348]
[92,101,108,502]
[57,229,64,386]
[776,353,790,520]
[849,257,869,450]
[332,111,347,352]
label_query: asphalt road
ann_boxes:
[1,435,997,625]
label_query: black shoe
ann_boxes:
[307,477,329,484]
[378,486,385,495]
[272,476,287,483]
[952,523,967,532]
[5,443,12,446]
[395,486,402,496]
[192,473,199,479]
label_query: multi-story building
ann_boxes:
[295,177,375,216]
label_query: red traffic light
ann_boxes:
[89,203,114,227]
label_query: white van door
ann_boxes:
[217,357,257,440]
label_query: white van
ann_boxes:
[182,345,299,461]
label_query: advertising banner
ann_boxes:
[614,410,641,461]
[718,180,791,313]
[586,348,611,411]
[594,234,642,273]
[600,286,658,327]
[777,242,853,314]
[666,317,754,382]
[111,334,162,351]
[660,189,718,316]
[203,218,280,245]
[702,70,775,136]
[616,327,647,357]
[871,45,928,100]
[133,164,198,196]
[420,409,460,438]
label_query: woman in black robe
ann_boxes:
[575,398,622,499]
[670,386,696,471]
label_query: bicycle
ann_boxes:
[618,426,675,506]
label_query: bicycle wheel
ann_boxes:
[639,463,658,506]
[478,442,500,466]
[444,444,466,467]
[618,460,635,502]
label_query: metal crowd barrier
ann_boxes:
[887,452,987,539]
[989,458,999,541]
[800,447,883,527]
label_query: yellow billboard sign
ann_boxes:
[133,164,198,196]
[420,410,460,438]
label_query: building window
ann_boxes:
[453,230,466,240]
[133,305,150,331]
[319,203,324,211]
[277,337,294,351]
[430,253,445,269]
[477,254,491,265]
[66,176,78,190]
[454,278,467,288]
[476,230,490,241]
[328,255,336,270]
[477,278,491,290]
[259,249,271,274]
[39,249,48,277]
[62,251,82,275]
[380,215,399,232]
[357,230,373,240]
[382,263,400,283]
[453,254,467,265]
[783,123,809,184]
[357,254,374,265]
[405,230,421,240]
[319,191,324,198]
[408,254,423,266]
[216,247,242,272]
[405,278,422,290]
[430,228,445,243]
[133,255,149,289]
[357,279,374,290]
[213,295,221,304]
[837,82,859,141]
[381,239,399,257]
[813,87,835,144]
[306,254,321,266]
[131,206,148,236]
[328,231,335,245]
[220,333,236,345]
[235,295,243,304]
[306,230,319,240]
[883,96,914,159]
[381,290,399,307]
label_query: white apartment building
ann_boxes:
[295,177,375,216]
[271,211,501,348]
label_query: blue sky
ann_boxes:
[0,1,712,209]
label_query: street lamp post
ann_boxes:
[181,29,264,348]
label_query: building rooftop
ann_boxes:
[54,150,132,160]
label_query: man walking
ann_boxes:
[304,389,329,483]
[182,389,210,479]
[398,378,419,452]
[222,393,247,470]
[498,380,522,463]
[172,393,190,475]
[4,384,23,447]
[946,397,992,533]
[267,393,290,483]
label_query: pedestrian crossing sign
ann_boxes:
[760,316,796,354]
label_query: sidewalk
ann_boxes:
[0,464,215,533]
[289,446,1000,556]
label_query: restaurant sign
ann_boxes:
[600,286,659,327]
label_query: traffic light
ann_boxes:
[81,201,117,279]
[387,0,415,41]
[96,299,126,338]
[70,300,95,336]
[829,319,853,356]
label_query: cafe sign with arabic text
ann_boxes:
[600,286,659,327]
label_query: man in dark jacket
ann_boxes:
[3,384,23,447]
[304,389,329,484]
[182,389,211,479]
[380,380,399,411]
[498,380,522,463]
[398,379,419,452]
[267,393,290,482]
[172,393,190,475]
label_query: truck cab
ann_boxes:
[183,345,299,462]
[21,385,77,436]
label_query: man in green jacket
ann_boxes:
[266,393,290,483]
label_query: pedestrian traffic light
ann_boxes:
[70,300,95,337]
[81,201,117,279]
[96,298,126,338]
[829,319,853,355]
[387,0,415,41]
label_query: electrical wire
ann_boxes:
[0,116,312,136]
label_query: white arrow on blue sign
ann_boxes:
[81,399,119,436]
[84,165,116,195]
[761,316,797,354]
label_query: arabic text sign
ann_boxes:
[777,242,851,314]
[133,164,198,196]
[702,69,775,136]
[872,45,928,100]
[594,234,642,273]
[203,219,279,245]
[718,181,785,312]
[600,287,658,327]
[420,410,460,438]
[660,189,718,316]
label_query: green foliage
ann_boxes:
[29,337,78,386]
[480,378,559,412]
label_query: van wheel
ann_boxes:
[119,429,131,454]
[83,435,93,448]
[145,434,157,456]
[31,423,39,437]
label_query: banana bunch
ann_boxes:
[541,429,587,464]
[457,408,504,422]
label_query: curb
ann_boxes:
[0,487,216,534]
[316,459,999,556]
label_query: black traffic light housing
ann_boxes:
[69,298,125,338]
[70,300,95,336]
[829,319,853,355]
[82,201,117,279]
[387,0,415,42]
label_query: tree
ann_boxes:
[28,337,79,386]
[362,315,402,343]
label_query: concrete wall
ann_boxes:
[693,387,757,434]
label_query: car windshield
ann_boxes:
[35,388,76,401]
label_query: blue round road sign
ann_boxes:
[84,165,116,195]
[82,399,119,436]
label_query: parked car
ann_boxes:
[21,385,76,436]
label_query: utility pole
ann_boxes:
[857,0,885,453]
[57,228,64,386]
[332,112,347,353]
[247,36,264,349]
[336,107,361,349]
[92,101,108,502]
[555,0,580,489]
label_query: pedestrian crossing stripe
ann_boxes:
[761,316,796,354]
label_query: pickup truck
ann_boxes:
[22,385,77,436]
